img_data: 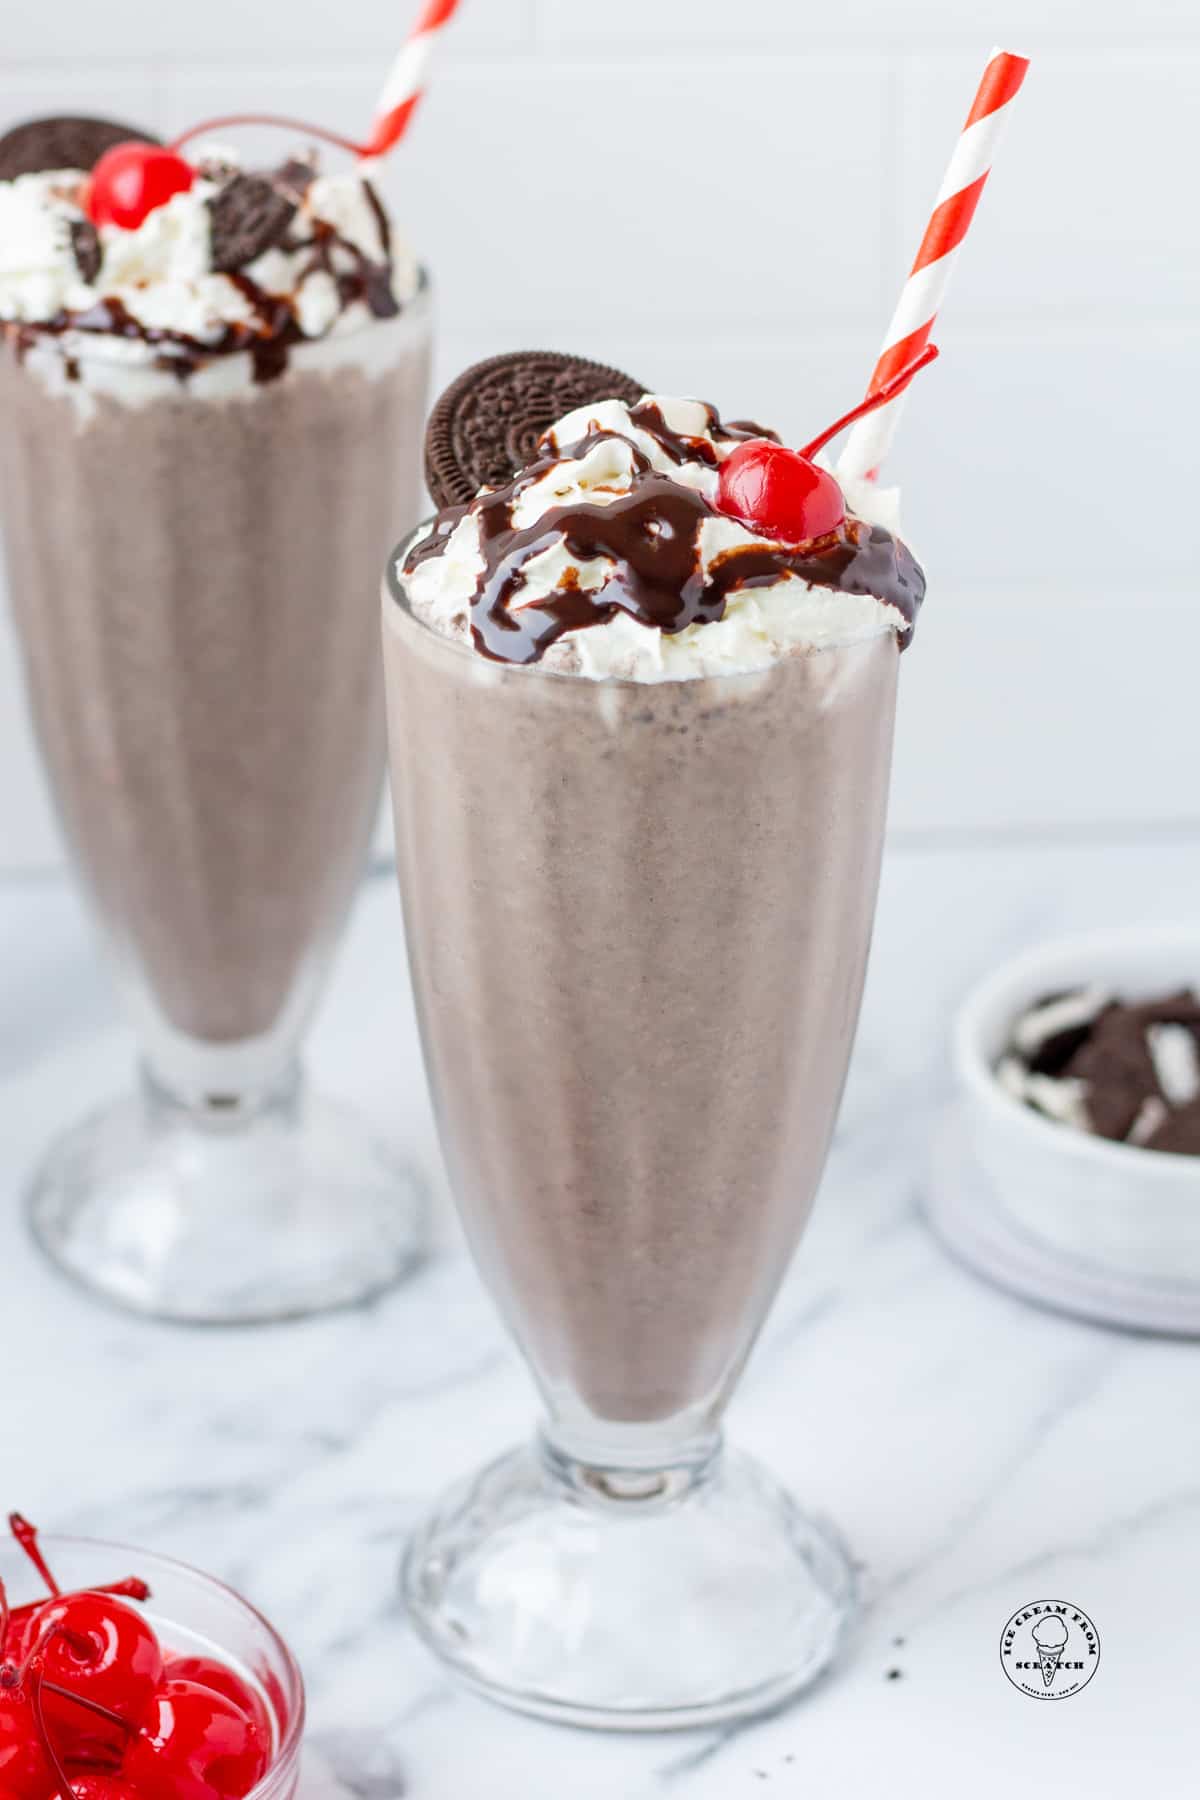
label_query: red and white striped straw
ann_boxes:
[838,46,1029,482]
[363,0,463,160]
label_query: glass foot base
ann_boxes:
[27,1075,427,1324]
[401,1439,857,1731]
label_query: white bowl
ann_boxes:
[953,925,1200,1286]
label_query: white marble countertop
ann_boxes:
[3,837,1200,1799]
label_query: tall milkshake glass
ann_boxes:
[382,371,921,1727]
[0,136,431,1321]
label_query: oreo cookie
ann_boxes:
[208,174,297,276]
[0,115,156,182]
[426,351,645,508]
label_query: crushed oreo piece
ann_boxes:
[1144,1098,1200,1156]
[425,350,646,509]
[998,984,1200,1155]
[208,174,297,275]
[194,148,241,185]
[273,157,318,203]
[1013,986,1111,1076]
[1066,1010,1159,1140]
[69,218,102,284]
[0,115,156,182]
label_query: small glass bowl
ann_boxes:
[0,1535,305,1799]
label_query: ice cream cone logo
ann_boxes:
[1000,1600,1100,1700]
[1032,1615,1069,1687]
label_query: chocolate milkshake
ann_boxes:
[0,118,430,1320]
[387,586,897,1427]
[385,356,924,1725]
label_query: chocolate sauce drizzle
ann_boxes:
[625,400,780,468]
[4,167,402,384]
[403,401,924,663]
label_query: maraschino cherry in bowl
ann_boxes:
[0,1515,304,1800]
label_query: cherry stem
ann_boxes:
[798,343,940,461]
[43,1680,131,1733]
[9,1516,61,1598]
[28,1663,80,1800]
[94,1578,151,1605]
[170,113,369,159]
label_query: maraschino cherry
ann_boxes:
[29,1660,139,1800]
[716,343,940,545]
[84,144,195,230]
[2,1605,117,1799]
[3,1602,130,1782]
[718,440,846,544]
[124,1681,267,1800]
[164,1657,270,1746]
[31,1593,162,1744]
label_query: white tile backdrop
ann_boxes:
[3,0,1198,868]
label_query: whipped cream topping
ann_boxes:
[0,147,419,370]
[398,393,924,680]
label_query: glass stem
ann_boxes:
[140,1055,302,1128]
[538,1417,723,1509]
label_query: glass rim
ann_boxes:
[0,1532,307,1792]
[4,265,431,374]
[385,515,901,688]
